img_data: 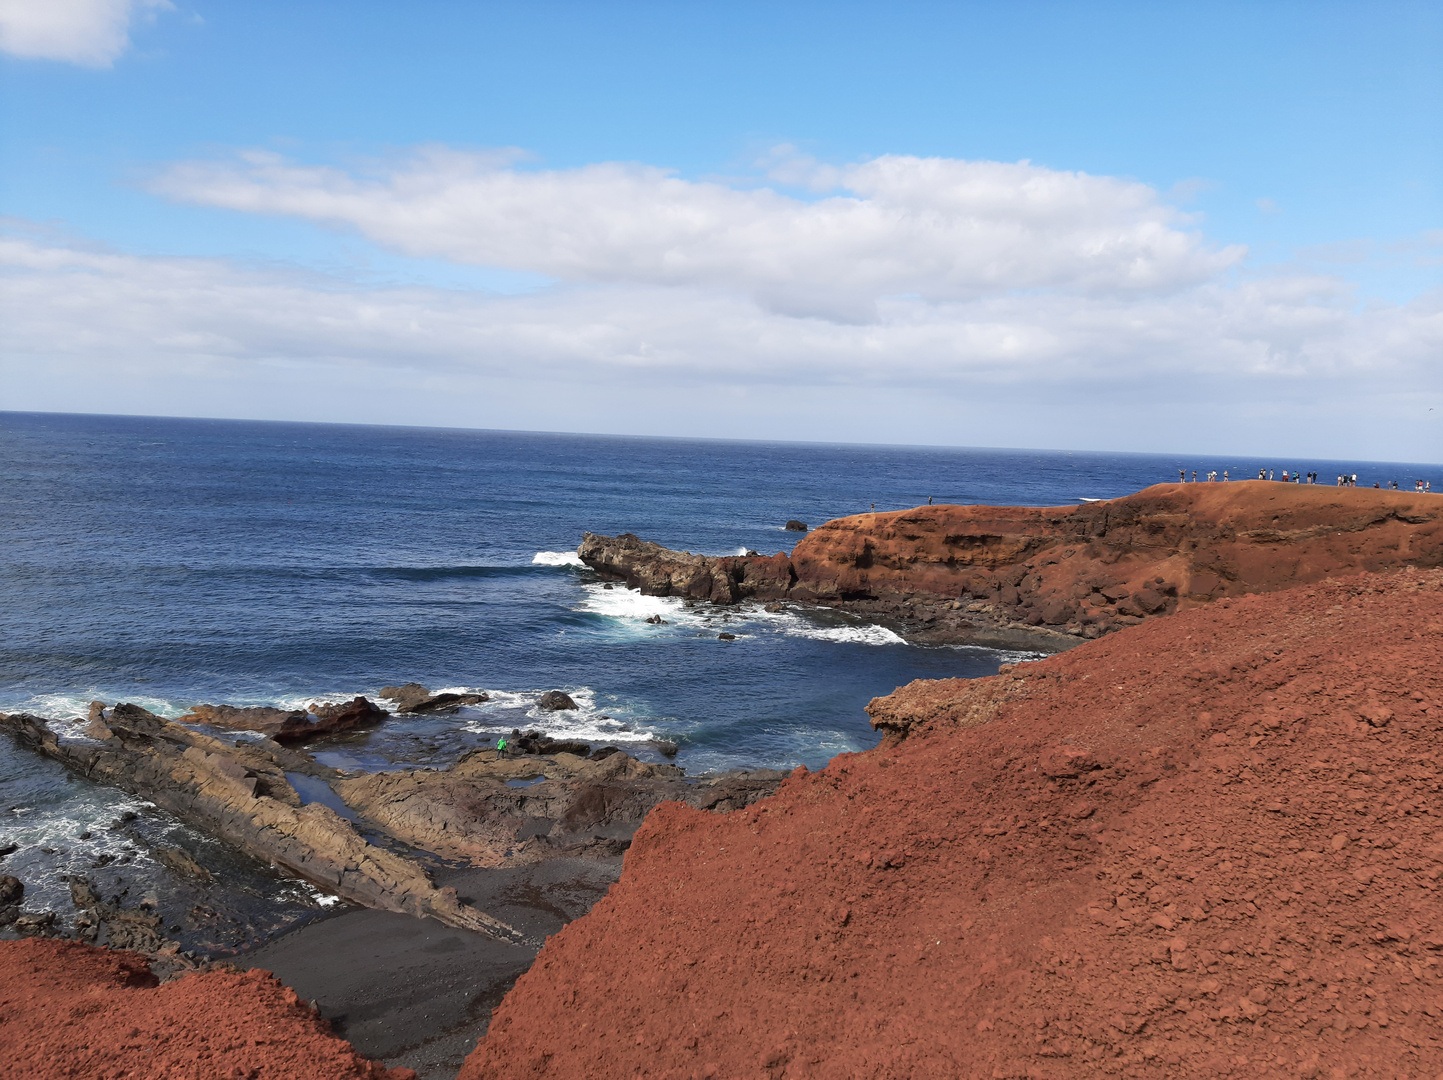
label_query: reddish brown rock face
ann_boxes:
[461,567,1443,1079]
[581,484,1443,644]
[790,481,1443,618]
[0,938,414,1079]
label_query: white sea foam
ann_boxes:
[576,583,709,627]
[532,550,585,567]
[452,686,659,744]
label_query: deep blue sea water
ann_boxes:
[2,410,1438,934]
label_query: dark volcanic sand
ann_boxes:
[240,857,621,1080]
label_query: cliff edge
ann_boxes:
[461,567,1443,1079]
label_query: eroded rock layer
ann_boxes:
[462,567,1443,1079]
[581,483,1443,645]
[0,704,517,940]
[334,749,785,867]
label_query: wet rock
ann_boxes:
[588,746,623,761]
[718,632,737,641]
[12,911,56,937]
[153,845,211,882]
[332,751,784,868]
[0,708,518,940]
[180,697,387,742]
[0,875,22,905]
[784,520,809,532]
[507,729,592,757]
[380,682,431,710]
[650,740,680,758]
[537,691,578,711]
[644,614,666,624]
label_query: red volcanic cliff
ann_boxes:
[582,483,1443,642]
[0,938,414,1080]
[462,567,1443,1079]
[792,481,1443,614]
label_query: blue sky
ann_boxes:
[1,1,1440,459]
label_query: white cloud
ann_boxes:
[6,147,1441,457]
[3,227,1439,458]
[0,0,170,67]
[151,148,1246,321]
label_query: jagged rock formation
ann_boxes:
[0,705,518,940]
[179,696,388,742]
[580,483,1443,646]
[379,684,490,714]
[334,748,785,867]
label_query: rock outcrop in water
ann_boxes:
[333,749,785,867]
[179,696,388,742]
[580,483,1443,647]
[461,566,1443,1080]
[0,704,519,940]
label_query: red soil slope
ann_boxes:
[462,568,1443,1079]
[790,482,1443,625]
[0,938,414,1080]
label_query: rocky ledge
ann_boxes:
[332,748,784,867]
[580,481,1443,648]
[0,704,518,940]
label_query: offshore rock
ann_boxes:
[0,705,518,941]
[179,696,387,742]
[333,749,785,868]
[380,683,490,713]
[536,690,578,711]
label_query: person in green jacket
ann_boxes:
[496,735,508,759]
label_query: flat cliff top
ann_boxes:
[463,566,1443,1079]
[802,480,1443,540]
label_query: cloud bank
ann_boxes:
[5,148,1441,457]
[0,0,170,67]
[151,149,1245,321]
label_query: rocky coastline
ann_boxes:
[580,480,1443,650]
[5,482,1443,1079]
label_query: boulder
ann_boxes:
[718,633,737,641]
[380,682,432,710]
[784,521,809,532]
[0,875,21,905]
[537,691,578,711]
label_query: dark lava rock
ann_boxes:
[588,746,623,761]
[650,740,680,758]
[0,875,22,905]
[718,632,737,641]
[380,682,431,710]
[12,911,55,936]
[0,843,16,861]
[537,691,578,711]
[784,520,809,532]
[644,615,666,625]
[509,729,592,757]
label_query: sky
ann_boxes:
[0,1,1440,460]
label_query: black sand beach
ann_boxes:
[239,858,622,1080]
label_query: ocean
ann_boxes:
[2,410,1437,946]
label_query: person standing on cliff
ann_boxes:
[497,735,508,759]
